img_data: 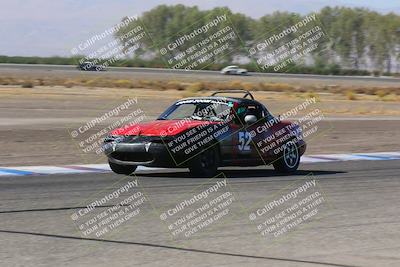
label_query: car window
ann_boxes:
[166,104,197,119]
[213,103,231,118]
[160,101,231,121]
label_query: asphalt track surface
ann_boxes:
[1,63,400,83]
[1,159,399,267]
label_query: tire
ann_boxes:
[108,160,137,175]
[189,146,219,177]
[273,141,300,173]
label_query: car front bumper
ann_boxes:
[103,141,184,168]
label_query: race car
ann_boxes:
[77,61,106,71]
[220,65,248,75]
[103,90,306,177]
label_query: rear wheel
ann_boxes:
[108,160,137,175]
[273,141,300,173]
[189,147,219,177]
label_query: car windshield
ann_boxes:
[159,100,232,121]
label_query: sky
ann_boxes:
[0,0,399,57]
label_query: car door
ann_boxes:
[255,105,281,161]
[231,103,266,163]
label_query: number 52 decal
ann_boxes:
[238,131,252,151]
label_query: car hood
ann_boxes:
[111,119,218,136]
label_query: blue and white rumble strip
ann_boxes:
[0,151,399,177]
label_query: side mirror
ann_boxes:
[244,115,257,124]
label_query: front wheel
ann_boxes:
[189,147,219,177]
[273,141,300,173]
[108,160,137,175]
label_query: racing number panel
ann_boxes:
[221,102,271,166]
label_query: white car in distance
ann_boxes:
[221,65,248,75]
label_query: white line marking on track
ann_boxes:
[0,151,399,176]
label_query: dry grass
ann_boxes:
[305,91,320,101]
[166,81,185,91]
[345,90,357,100]
[21,81,34,88]
[228,80,243,90]
[1,75,399,102]
[114,79,134,88]
[181,82,204,97]
[381,94,398,102]
[374,89,388,98]
[63,79,76,88]
[0,77,8,85]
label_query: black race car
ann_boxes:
[103,90,306,177]
[77,61,105,71]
